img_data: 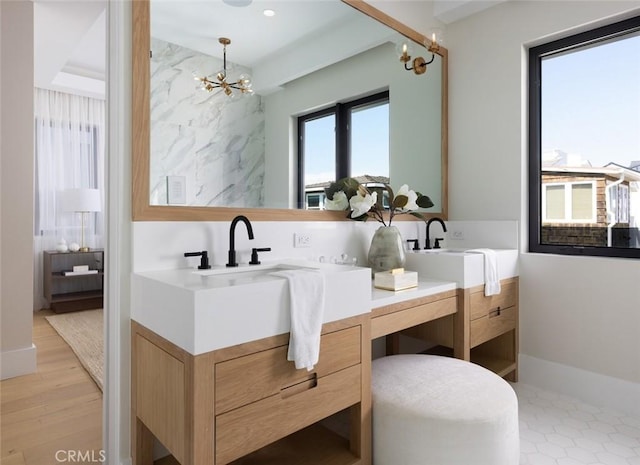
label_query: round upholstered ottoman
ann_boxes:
[372,354,519,465]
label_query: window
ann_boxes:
[297,91,389,209]
[34,119,101,235]
[542,181,596,223]
[529,15,640,257]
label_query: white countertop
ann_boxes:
[371,279,457,309]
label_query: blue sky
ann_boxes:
[303,103,389,186]
[541,33,640,168]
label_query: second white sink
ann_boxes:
[405,248,518,288]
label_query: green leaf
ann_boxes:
[393,194,408,209]
[351,212,370,221]
[410,211,427,221]
[324,177,360,201]
[416,195,434,209]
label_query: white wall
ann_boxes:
[370,0,443,35]
[1,1,36,380]
[263,43,442,210]
[443,0,640,409]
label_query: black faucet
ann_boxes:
[226,215,254,267]
[425,217,447,249]
[184,251,211,269]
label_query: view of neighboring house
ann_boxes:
[541,151,640,248]
[304,174,389,210]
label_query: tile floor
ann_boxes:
[513,383,640,465]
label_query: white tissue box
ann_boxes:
[73,265,89,272]
[374,268,418,291]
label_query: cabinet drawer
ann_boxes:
[215,326,361,414]
[216,364,361,464]
[469,280,517,321]
[470,305,516,348]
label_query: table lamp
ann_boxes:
[60,188,102,252]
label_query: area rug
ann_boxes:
[45,308,103,391]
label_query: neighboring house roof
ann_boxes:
[604,163,640,180]
[305,175,390,191]
[542,165,640,182]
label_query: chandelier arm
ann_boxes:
[423,53,436,66]
[417,53,436,70]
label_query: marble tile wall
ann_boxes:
[150,38,265,207]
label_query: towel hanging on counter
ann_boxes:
[271,269,326,371]
[467,248,501,296]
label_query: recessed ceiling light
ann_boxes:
[263,9,276,17]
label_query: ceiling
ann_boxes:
[34,0,106,99]
[33,0,507,99]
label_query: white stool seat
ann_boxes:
[372,354,519,465]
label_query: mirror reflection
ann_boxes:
[148,0,443,212]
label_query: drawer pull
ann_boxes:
[280,373,318,399]
[489,306,501,318]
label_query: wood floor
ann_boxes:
[1,311,103,465]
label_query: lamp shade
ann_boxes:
[60,188,102,213]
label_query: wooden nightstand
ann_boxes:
[43,249,104,313]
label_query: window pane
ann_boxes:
[571,184,593,220]
[546,185,565,220]
[302,114,335,188]
[531,17,640,256]
[350,101,389,180]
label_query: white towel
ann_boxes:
[272,269,326,371]
[467,248,501,296]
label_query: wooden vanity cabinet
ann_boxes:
[465,277,519,380]
[400,277,519,380]
[131,315,371,465]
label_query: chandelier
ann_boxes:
[194,37,253,97]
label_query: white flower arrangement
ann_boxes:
[324,177,433,226]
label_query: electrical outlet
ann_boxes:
[450,230,465,240]
[294,233,312,248]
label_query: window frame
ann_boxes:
[528,14,640,258]
[297,90,390,209]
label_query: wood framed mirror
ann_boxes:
[132,0,448,221]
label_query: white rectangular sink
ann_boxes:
[191,263,303,287]
[131,260,371,355]
[405,248,518,288]
[415,248,469,254]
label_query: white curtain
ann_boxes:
[33,88,105,310]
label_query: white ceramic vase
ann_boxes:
[367,225,406,275]
[56,238,68,253]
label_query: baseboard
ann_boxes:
[1,344,37,380]
[519,353,640,418]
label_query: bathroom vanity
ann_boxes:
[131,262,372,465]
[131,250,519,464]
[132,316,371,465]
[397,249,520,380]
[379,277,519,380]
